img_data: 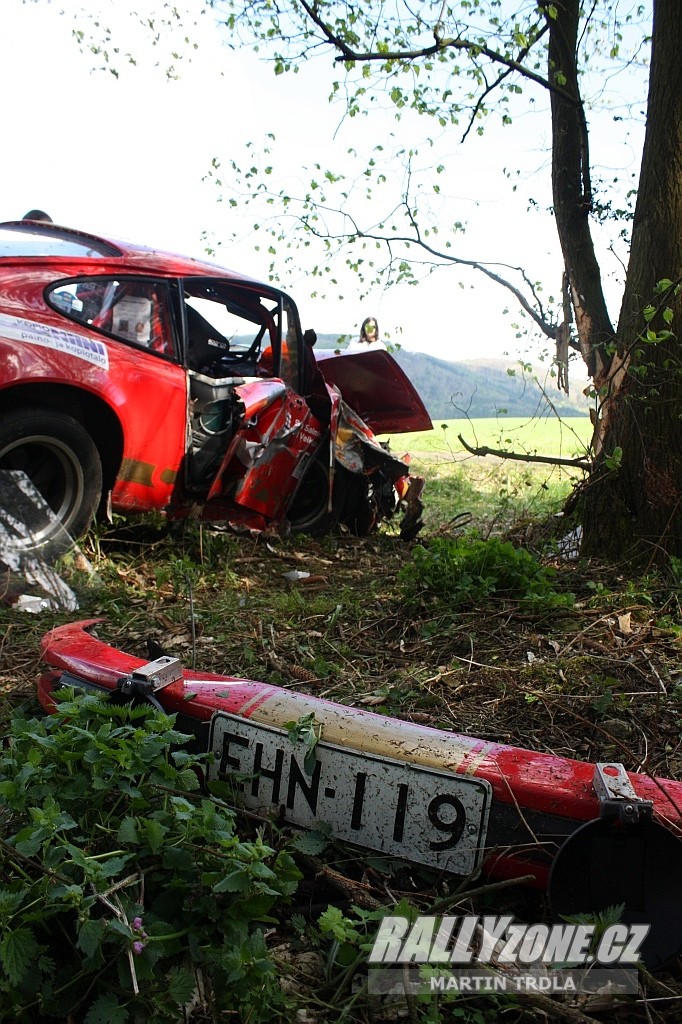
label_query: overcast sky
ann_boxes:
[2,0,645,371]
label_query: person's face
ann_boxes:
[365,320,377,338]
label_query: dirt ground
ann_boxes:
[2,525,682,1022]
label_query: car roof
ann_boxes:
[0,220,268,289]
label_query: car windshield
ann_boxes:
[0,224,121,258]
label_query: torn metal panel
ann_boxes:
[315,347,432,434]
[334,399,411,480]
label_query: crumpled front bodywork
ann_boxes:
[330,394,426,539]
[207,379,325,519]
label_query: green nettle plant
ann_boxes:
[0,691,301,1023]
[400,536,574,612]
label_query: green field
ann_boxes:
[389,415,593,461]
[384,416,593,533]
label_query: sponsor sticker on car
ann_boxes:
[0,311,109,368]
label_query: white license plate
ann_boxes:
[208,713,491,874]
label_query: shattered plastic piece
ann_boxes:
[0,470,93,612]
[556,525,582,560]
[0,469,85,557]
[12,594,53,614]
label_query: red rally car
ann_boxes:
[0,220,431,547]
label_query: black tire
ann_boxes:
[287,458,382,537]
[0,408,102,550]
[340,472,378,536]
[287,454,346,535]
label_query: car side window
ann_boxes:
[48,277,177,358]
[183,279,278,378]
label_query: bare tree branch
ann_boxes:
[458,433,592,470]
[306,217,560,339]
[459,23,551,142]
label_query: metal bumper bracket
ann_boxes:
[118,656,183,699]
[593,762,653,824]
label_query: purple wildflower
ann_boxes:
[131,915,148,954]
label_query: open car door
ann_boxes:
[314,348,432,434]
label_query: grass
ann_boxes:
[4,416,682,1024]
[382,416,590,536]
[386,414,593,462]
[378,414,593,533]
[416,459,580,534]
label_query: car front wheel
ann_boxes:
[287,452,339,535]
[0,408,102,550]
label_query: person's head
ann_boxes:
[22,210,52,223]
[360,316,378,343]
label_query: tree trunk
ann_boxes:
[547,0,615,380]
[580,0,682,566]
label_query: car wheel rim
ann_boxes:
[0,433,86,545]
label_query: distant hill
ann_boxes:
[313,335,591,419]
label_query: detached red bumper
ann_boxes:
[38,620,682,969]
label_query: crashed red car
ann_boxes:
[0,220,431,546]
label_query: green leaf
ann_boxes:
[176,768,201,791]
[140,817,168,854]
[117,815,139,844]
[0,890,26,919]
[0,927,40,986]
[318,905,359,943]
[98,854,134,878]
[213,870,251,894]
[84,992,129,1024]
[604,446,623,471]
[13,829,45,858]
[106,918,133,938]
[162,846,195,871]
[284,713,321,776]
[290,828,330,855]
[167,965,197,1005]
[169,796,195,820]
[303,745,318,776]
[47,883,83,903]
[78,918,107,958]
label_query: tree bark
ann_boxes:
[547,0,615,380]
[580,0,682,566]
